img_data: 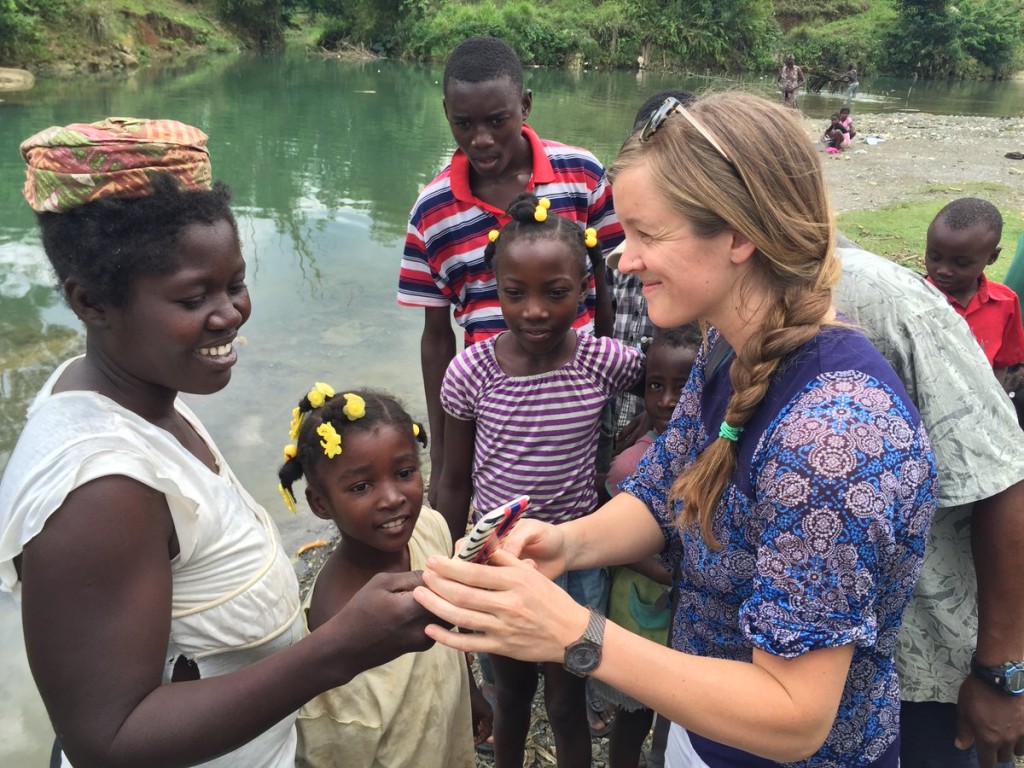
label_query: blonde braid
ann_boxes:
[671,277,835,548]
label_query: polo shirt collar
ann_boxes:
[449,124,554,215]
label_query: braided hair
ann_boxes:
[483,192,601,278]
[278,386,427,511]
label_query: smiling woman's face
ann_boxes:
[612,166,740,331]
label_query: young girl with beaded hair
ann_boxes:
[415,92,938,768]
[436,192,644,768]
[279,385,490,767]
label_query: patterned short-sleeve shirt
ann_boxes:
[622,326,937,767]
[835,246,1024,703]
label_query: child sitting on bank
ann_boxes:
[924,198,1024,390]
[436,193,644,768]
[824,112,851,152]
[839,105,856,139]
[279,385,491,768]
[593,323,701,768]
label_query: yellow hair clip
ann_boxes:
[488,229,500,242]
[538,197,551,209]
[317,422,342,458]
[342,392,366,421]
[584,228,598,248]
[279,483,297,514]
[534,204,547,223]
[307,382,335,409]
[289,406,303,440]
[283,444,297,461]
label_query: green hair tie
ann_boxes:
[718,421,743,441]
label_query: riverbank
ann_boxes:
[807,111,1024,214]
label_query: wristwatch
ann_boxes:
[970,653,1024,695]
[563,605,605,677]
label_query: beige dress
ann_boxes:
[296,506,475,768]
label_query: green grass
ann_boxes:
[837,183,1024,283]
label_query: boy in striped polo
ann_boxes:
[396,35,623,508]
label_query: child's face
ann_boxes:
[305,425,423,553]
[925,217,1000,303]
[839,109,850,120]
[830,114,840,124]
[443,76,532,180]
[495,237,588,357]
[644,342,697,435]
[102,219,250,398]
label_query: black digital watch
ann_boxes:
[970,653,1024,695]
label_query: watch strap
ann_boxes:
[582,604,606,645]
[970,653,1024,695]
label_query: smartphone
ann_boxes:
[455,495,530,563]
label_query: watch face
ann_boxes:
[566,643,600,675]
[1007,667,1024,694]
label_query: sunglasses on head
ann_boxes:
[640,97,734,164]
[639,96,755,197]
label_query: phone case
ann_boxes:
[455,495,530,563]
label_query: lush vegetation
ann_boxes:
[2,0,1022,78]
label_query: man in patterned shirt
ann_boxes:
[836,243,1024,768]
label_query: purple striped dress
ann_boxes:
[441,331,644,524]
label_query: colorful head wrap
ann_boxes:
[20,117,212,213]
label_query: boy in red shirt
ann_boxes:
[925,197,1024,390]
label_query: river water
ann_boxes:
[1,52,1022,765]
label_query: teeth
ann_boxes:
[380,518,406,530]
[199,344,232,356]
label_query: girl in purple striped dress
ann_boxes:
[437,192,644,768]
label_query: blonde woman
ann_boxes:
[413,92,937,768]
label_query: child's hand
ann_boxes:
[469,678,494,746]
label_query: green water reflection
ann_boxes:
[1,53,1022,766]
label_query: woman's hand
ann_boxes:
[413,550,590,663]
[495,518,569,579]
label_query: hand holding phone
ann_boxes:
[455,495,530,563]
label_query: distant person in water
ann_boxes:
[843,64,859,100]
[778,54,805,109]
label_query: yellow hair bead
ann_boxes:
[283,444,297,461]
[342,393,366,421]
[317,422,342,459]
[279,483,297,514]
[488,229,500,242]
[538,197,551,209]
[307,381,335,409]
[534,205,547,223]
[413,423,421,437]
[584,228,598,248]
[289,406,303,440]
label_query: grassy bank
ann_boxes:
[1,0,241,71]
[838,182,1024,281]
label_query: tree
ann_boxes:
[885,0,1024,77]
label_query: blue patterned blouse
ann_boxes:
[622,326,937,768]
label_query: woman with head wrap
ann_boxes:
[0,118,436,768]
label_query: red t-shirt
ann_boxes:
[928,274,1024,368]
